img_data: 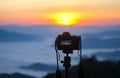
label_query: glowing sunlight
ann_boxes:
[51,12,80,26]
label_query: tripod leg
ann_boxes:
[63,55,71,78]
[65,67,69,78]
[56,69,61,78]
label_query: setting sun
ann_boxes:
[50,12,80,26]
[0,0,120,26]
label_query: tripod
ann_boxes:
[62,49,83,78]
[61,52,71,78]
[55,46,83,78]
[55,32,82,78]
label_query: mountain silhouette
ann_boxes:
[94,50,120,61]
[82,37,120,49]
[20,63,56,72]
[0,29,35,42]
[0,72,35,78]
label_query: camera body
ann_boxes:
[55,32,81,52]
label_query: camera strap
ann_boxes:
[55,42,62,78]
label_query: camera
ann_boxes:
[55,32,81,52]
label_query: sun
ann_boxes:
[51,12,80,26]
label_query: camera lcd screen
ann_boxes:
[60,40,71,46]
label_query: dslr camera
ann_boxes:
[55,32,81,53]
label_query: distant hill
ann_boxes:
[96,30,120,37]
[0,26,120,48]
[0,29,35,42]
[95,50,120,61]
[84,30,120,38]
[0,72,35,78]
[82,37,120,49]
[20,63,56,72]
[1,25,120,39]
[82,30,120,49]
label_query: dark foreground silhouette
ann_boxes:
[0,56,120,78]
[43,56,120,78]
[0,73,35,78]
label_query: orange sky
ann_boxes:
[0,0,120,26]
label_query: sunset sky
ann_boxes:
[0,0,120,26]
